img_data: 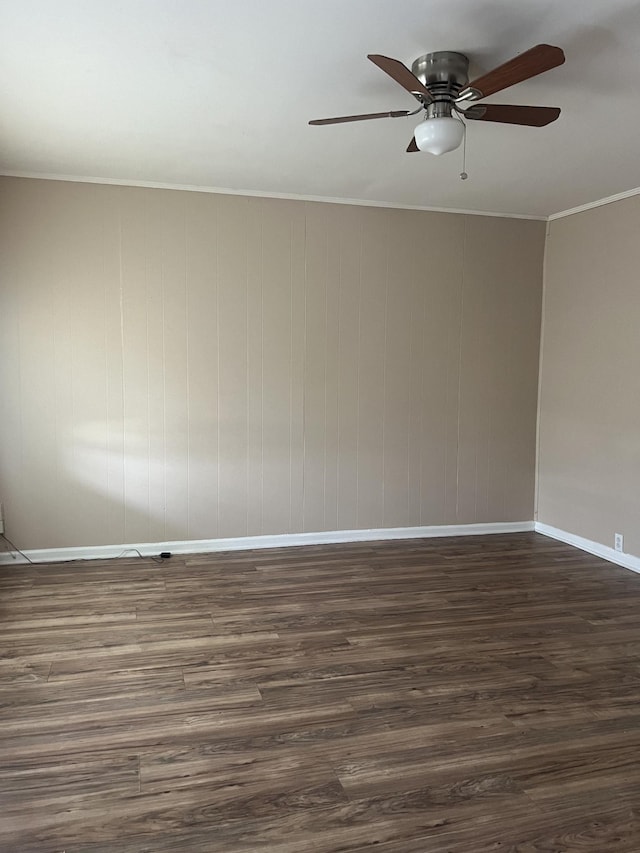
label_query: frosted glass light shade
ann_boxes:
[414,116,464,155]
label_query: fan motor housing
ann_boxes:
[411,51,469,95]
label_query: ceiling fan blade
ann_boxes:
[458,44,565,101]
[406,137,419,152]
[368,54,433,102]
[464,104,561,126]
[309,110,411,126]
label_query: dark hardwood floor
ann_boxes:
[2,532,640,851]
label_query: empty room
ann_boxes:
[1,0,640,850]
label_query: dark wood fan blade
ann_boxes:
[460,44,565,100]
[465,104,561,126]
[309,110,410,126]
[406,137,419,152]
[368,54,433,102]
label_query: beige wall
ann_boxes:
[0,177,544,549]
[538,196,640,559]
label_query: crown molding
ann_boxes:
[548,185,640,221]
[0,171,547,221]
[5,170,640,224]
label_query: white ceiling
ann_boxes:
[1,0,640,217]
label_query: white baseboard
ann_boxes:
[535,522,640,575]
[0,520,535,565]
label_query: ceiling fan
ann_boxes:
[309,44,565,155]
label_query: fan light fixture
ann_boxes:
[414,116,464,155]
[309,45,565,159]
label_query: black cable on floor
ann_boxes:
[0,534,167,566]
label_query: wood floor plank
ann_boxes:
[1,532,640,850]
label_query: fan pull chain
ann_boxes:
[459,119,468,180]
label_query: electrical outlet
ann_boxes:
[614,533,624,553]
